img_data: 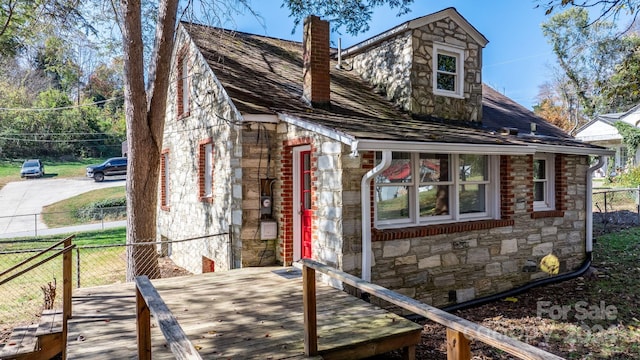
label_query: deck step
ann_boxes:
[35,309,63,337]
[0,324,38,359]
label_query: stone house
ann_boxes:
[157,8,611,307]
[575,104,640,177]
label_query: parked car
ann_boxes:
[20,159,44,178]
[86,157,127,182]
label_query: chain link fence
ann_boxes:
[0,234,223,340]
[0,206,126,238]
[592,187,640,235]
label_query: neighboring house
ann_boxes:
[575,105,640,177]
[158,8,611,307]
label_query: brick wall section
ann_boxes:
[198,138,214,203]
[500,156,514,219]
[160,148,170,211]
[302,16,330,105]
[278,137,315,265]
[157,26,242,273]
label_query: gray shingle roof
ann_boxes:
[182,22,607,153]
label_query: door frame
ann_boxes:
[292,145,310,262]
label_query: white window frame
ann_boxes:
[374,152,499,228]
[533,153,555,211]
[432,43,465,99]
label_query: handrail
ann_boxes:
[0,234,74,358]
[0,245,75,286]
[135,275,203,360]
[300,259,564,360]
[0,236,73,278]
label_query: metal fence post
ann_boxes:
[76,247,81,288]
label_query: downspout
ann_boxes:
[361,150,392,282]
[433,156,605,313]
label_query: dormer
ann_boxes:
[341,8,488,123]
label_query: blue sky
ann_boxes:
[230,1,561,110]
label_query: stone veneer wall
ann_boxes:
[157,26,243,273]
[411,18,483,122]
[240,122,278,266]
[274,123,351,269]
[349,32,413,112]
[347,16,483,122]
[347,153,588,307]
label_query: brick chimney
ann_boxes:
[303,15,330,106]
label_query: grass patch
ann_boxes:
[0,157,105,190]
[41,186,126,227]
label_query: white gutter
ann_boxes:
[354,139,533,155]
[586,156,606,252]
[530,143,615,157]
[361,150,392,281]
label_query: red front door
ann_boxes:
[300,150,312,259]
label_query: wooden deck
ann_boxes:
[66,267,422,359]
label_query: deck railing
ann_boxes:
[300,259,564,360]
[0,235,75,358]
[135,275,203,360]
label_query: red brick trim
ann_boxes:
[198,138,214,202]
[160,148,170,211]
[280,138,316,265]
[531,210,564,219]
[500,155,514,219]
[372,219,515,242]
[176,46,190,120]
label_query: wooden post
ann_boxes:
[63,237,72,320]
[302,265,318,356]
[446,328,471,360]
[136,285,152,360]
[62,236,73,360]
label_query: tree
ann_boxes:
[613,121,640,168]
[541,7,628,117]
[0,0,92,57]
[600,34,640,111]
[538,0,640,28]
[119,0,416,280]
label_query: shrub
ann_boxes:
[77,197,126,221]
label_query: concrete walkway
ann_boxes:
[0,177,125,236]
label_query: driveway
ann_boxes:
[0,177,125,235]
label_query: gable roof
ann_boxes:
[180,20,610,156]
[341,7,488,58]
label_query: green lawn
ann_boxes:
[41,186,126,227]
[0,158,105,190]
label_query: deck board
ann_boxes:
[66,267,422,359]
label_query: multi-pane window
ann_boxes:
[375,152,496,227]
[199,140,214,200]
[433,43,464,98]
[533,153,555,211]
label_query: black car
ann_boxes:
[86,157,127,182]
[20,159,44,178]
